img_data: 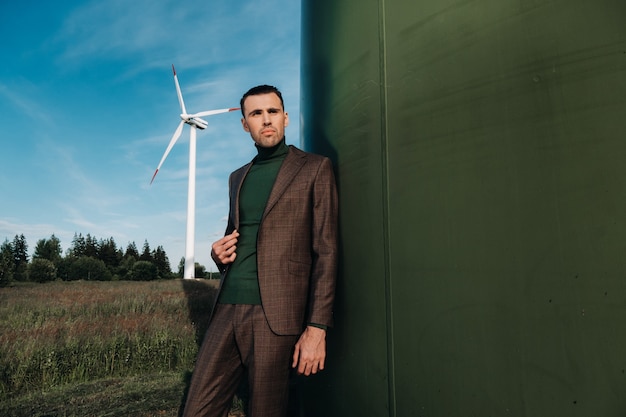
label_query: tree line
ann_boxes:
[0,233,217,286]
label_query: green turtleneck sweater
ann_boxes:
[218,139,289,305]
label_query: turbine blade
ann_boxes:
[192,107,240,118]
[150,120,185,185]
[172,64,187,115]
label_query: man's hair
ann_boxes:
[240,85,284,117]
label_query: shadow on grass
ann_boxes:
[181,278,219,347]
[179,278,219,416]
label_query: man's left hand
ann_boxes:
[292,326,326,376]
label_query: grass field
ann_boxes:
[0,279,249,416]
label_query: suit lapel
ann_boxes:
[231,163,252,229]
[262,147,306,219]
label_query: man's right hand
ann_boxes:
[211,230,240,265]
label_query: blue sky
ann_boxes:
[0,0,301,270]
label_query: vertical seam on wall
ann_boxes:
[378,0,395,416]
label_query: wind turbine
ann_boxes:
[151,65,239,279]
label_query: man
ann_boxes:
[183,85,338,417]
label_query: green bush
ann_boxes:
[129,260,158,281]
[69,256,112,281]
[28,259,57,283]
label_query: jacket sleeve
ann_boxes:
[306,157,339,328]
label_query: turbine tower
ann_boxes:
[151,65,238,279]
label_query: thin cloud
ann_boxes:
[55,1,251,67]
[0,82,53,124]
[52,0,300,76]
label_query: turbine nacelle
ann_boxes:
[181,114,208,130]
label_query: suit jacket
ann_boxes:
[216,145,338,336]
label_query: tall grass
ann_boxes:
[0,279,217,401]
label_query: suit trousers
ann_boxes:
[182,304,299,417]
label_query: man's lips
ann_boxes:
[261,128,275,135]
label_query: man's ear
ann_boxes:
[284,112,289,127]
[241,118,250,132]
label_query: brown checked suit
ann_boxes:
[183,144,338,417]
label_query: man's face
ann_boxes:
[241,93,289,148]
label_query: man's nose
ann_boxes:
[262,111,271,125]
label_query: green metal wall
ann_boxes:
[300,0,626,416]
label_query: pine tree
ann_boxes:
[70,233,86,257]
[33,234,62,265]
[0,239,14,286]
[125,242,139,260]
[99,237,122,271]
[12,234,29,281]
[140,240,152,262]
[152,245,172,279]
[84,234,98,258]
